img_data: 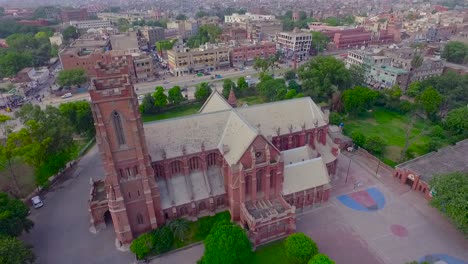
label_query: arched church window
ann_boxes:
[256,170,263,192]
[136,213,144,224]
[112,111,126,145]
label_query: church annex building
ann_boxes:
[87,63,340,248]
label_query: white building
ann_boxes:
[49,32,63,46]
[276,28,312,61]
[225,13,275,23]
[69,20,113,34]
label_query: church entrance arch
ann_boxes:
[104,210,113,227]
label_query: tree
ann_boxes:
[237,77,248,94]
[168,86,184,105]
[222,79,236,99]
[253,57,273,73]
[288,80,302,92]
[130,233,156,260]
[256,78,288,102]
[442,41,468,64]
[406,81,423,97]
[308,254,335,264]
[117,18,130,32]
[285,89,297,99]
[152,86,168,110]
[284,233,318,264]
[156,39,176,57]
[416,87,443,118]
[62,26,79,41]
[410,53,423,69]
[59,101,94,137]
[0,236,35,264]
[311,32,330,53]
[0,51,33,78]
[444,106,468,138]
[429,172,468,234]
[0,192,34,237]
[153,226,174,254]
[196,10,209,18]
[176,14,187,20]
[348,64,366,87]
[187,25,222,48]
[351,131,366,147]
[202,222,252,264]
[168,218,190,241]
[140,94,157,114]
[364,135,386,155]
[341,86,378,115]
[284,70,297,80]
[56,68,87,87]
[298,56,351,100]
[195,82,212,102]
[328,112,344,126]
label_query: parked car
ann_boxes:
[138,95,145,100]
[31,196,43,209]
[61,93,72,99]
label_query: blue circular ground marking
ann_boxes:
[419,254,467,264]
[337,187,385,212]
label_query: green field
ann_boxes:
[250,240,289,264]
[142,103,202,123]
[238,96,265,106]
[343,108,439,165]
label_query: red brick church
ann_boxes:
[87,62,339,249]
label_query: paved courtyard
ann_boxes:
[22,146,468,264]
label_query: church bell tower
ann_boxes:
[89,61,163,248]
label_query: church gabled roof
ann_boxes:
[143,95,328,163]
[199,90,233,114]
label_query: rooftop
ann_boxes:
[397,139,468,181]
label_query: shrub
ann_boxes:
[284,233,318,264]
[308,253,335,264]
[203,222,252,264]
[168,219,190,241]
[328,112,344,126]
[153,226,174,254]
[196,216,216,238]
[351,131,366,147]
[130,233,156,260]
[364,135,386,154]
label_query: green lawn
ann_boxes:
[142,103,202,123]
[250,240,289,264]
[343,108,443,165]
[172,211,231,249]
[238,96,265,106]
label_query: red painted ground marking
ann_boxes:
[390,224,408,237]
[350,191,376,208]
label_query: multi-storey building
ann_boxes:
[221,27,248,42]
[230,41,276,67]
[69,20,112,34]
[246,20,283,41]
[60,8,88,23]
[88,62,338,248]
[167,43,230,76]
[140,27,165,48]
[368,65,410,89]
[167,19,199,39]
[225,13,275,24]
[276,29,312,61]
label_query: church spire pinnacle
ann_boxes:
[227,88,237,108]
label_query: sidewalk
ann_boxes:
[149,244,204,264]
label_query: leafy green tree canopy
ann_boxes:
[195,82,212,102]
[308,253,335,264]
[168,86,184,105]
[187,25,221,48]
[311,32,330,53]
[57,68,87,87]
[202,222,252,264]
[59,101,94,137]
[0,193,34,237]
[62,26,79,41]
[222,79,236,99]
[430,172,468,234]
[130,233,156,260]
[415,86,443,117]
[444,106,468,138]
[0,236,35,264]
[442,41,468,64]
[341,86,378,115]
[152,86,168,110]
[284,233,318,264]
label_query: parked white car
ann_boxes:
[138,94,145,100]
[31,196,44,209]
[61,93,72,99]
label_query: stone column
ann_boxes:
[265,167,271,200]
[252,169,257,202]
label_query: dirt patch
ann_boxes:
[0,160,36,198]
